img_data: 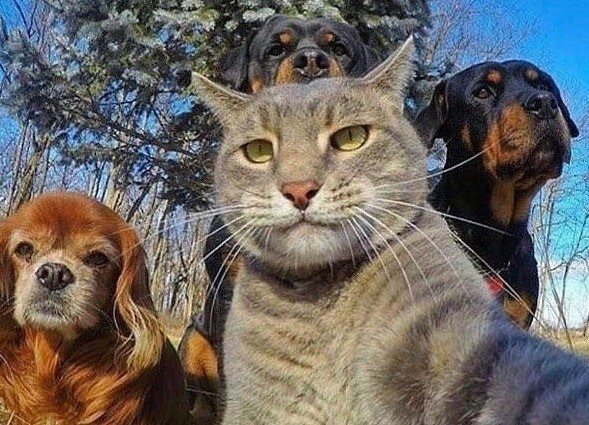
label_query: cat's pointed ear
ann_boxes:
[358,36,415,106]
[190,72,251,119]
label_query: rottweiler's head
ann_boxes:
[220,14,382,92]
[416,61,579,185]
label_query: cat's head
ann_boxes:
[193,38,428,276]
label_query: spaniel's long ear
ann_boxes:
[114,226,164,370]
[0,217,14,303]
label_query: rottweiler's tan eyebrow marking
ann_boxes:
[278,31,293,45]
[485,70,502,85]
[525,68,539,82]
[321,31,335,44]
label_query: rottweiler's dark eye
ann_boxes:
[15,242,34,261]
[474,87,493,99]
[536,82,550,92]
[332,42,348,56]
[266,44,285,57]
[84,251,110,267]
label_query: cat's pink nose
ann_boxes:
[281,180,321,210]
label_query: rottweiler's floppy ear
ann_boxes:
[362,45,382,71]
[548,76,579,138]
[219,44,250,92]
[562,106,579,138]
[349,44,382,76]
[414,79,449,148]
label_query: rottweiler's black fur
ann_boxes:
[415,60,578,329]
[180,15,382,421]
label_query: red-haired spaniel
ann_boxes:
[0,192,190,424]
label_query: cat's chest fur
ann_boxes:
[224,267,390,424]
[222,221,491,425]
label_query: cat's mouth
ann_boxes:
[288,214,324,231]
[291,211,340,229]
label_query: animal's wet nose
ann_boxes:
[524,92,558,120]
[36,262,75,291]
[281,180,321,210]
[293,49,330,77]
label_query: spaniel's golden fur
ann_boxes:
[0,192,189,424]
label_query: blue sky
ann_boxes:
[503,0,589,327]
[510,0,588,128]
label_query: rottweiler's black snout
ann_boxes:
[524,92,559,120]
[293,49,331,77]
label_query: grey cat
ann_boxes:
[192,39,589,424]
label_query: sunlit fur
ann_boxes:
[194,40,589,425]
[0,192,189,424]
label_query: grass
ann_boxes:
[541,329,589,356]
[0,410,15,424]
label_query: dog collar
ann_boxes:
[486,275,504,296]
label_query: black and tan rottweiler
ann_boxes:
[415,60,579,329]
[219,14,381,92]
[179,14,382,421]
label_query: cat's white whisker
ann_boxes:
[365,202,461,282]
[367,202,544,326]
[364,204,484,310]
[372,185,431,194]
[111,205,250,260]
[355,206,435,301]
[390,143,490,187]
[207,224,259,334]
[200,217,253,292]
[447,231,549,331]
[376,198,511,236]
[372,193,528,307]
[346,218,374,264]
[263,227,273,254]
[206,235,240,306]
[340,222,357,268]
[200,213,249,249]
[198,216,251,296]
[204,220,256,293]
[352,212,415,302]
[235,184,273,201]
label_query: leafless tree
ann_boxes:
[532,106,589,346]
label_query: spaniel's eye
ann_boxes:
[266,44,285,57]
[332,42,348,56]
[242,140,274,163]
[331,126,369,151]
[15,242,34,261]
[85,251,110,267]
[474,87,493,100]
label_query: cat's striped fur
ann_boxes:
[192,39,589,424]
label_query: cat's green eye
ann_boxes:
[242,140,274,163]
[330,125,369,152]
